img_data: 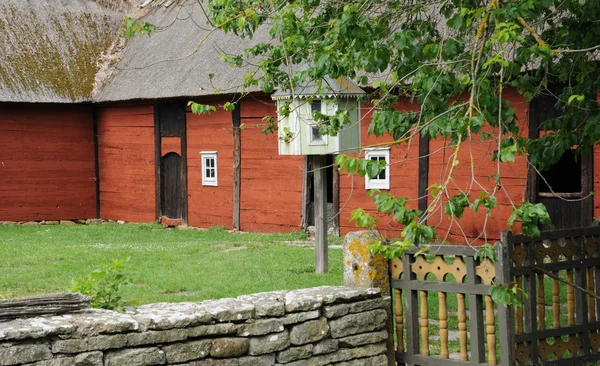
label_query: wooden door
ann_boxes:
[528,94,594,230]
[154,103,187,225]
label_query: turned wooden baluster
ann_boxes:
[457,292,468,361]
[567,270,575,326]
[394,289,404,352]
[589,267,596,322]
[439,291,449,358]
[485,294,497,365]
[537,273,546,330]
[420,290,429,356]
[552,274,560,328]
[516,275,524,334]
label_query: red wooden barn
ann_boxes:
[1,1,598,243]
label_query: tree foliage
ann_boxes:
[206,0,599,244]
[128,0,600,247]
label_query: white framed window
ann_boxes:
[308,99,327,146]
[201,151,218,186]
[365,148,390,190]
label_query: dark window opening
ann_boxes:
[538,150,581,194]
[311,126,323,143]
[308,154,334,204]
[311,100,322,115]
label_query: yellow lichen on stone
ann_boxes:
[343,231,389,294]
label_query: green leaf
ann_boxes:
[188,102,216,115]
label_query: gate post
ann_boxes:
[496,234,516,366]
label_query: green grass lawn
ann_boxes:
[0,223,343,305]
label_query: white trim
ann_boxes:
[364,148,390,190]
[200,151,218,186]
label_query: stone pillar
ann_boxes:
[343,230,394,366]
[343,230,389,296]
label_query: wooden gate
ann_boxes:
[390,244,513,365]
[508,227,600,365]
[390,226,600,365]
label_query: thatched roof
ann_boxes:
[95,0,268,102]
[0,0,125,103]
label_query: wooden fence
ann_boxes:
[390,226,600,366]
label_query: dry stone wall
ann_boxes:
[0,286,390,366]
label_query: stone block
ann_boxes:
[188,354,276,366]
[249,331,290,355]
[343,231,389,294]
[323,297,388,318]
[289,318,329,345]
[279,311,319,326]
[23,358,76,366]
[197,298,255,322]
[276,344,313,363]
[210,338,249,358]
[237,291,286,317]
[0,344,52,365]
[329,309,387,338]
[60,220,77,226]
[163,340,212,363]
[238,319,285,337]
[302,342,387,365]
[87,334,127,350]
[312,339,338,355]
[187,323,238,338]
[284,287,380,313]
[74,352,103,366]
[85,219,104,225]
[337,330,388,347]
[0,316,76,341]
[330,354,388,366]
[69,309,139,336]
[52,334,127,353]
[44,221,59,225]
[127,302,211,330]
[126,329,188,346]
[51,339,88,354]
[104,347,166,366]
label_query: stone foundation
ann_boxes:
[0,286,390,366]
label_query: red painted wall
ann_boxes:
[97,105,155,222]
[0,104,96,221]
[339,99,421,237]
[425,89,529,242]
[240,98,304,232]
[338,89,531,243]
[186,103,233,229]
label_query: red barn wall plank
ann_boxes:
[186,105,234,229]
[240,98,304,232]
[425,89,528,242]
[97,105,155,222]
[0,104,96,221]
[339,99,421,237]
[338,89,531,243]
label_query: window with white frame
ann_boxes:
[364,148,390,189]
[201,151,218,186]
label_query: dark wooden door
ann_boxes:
[160,153,183,220]
[528,94,594,230]
[154,103,187,225]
